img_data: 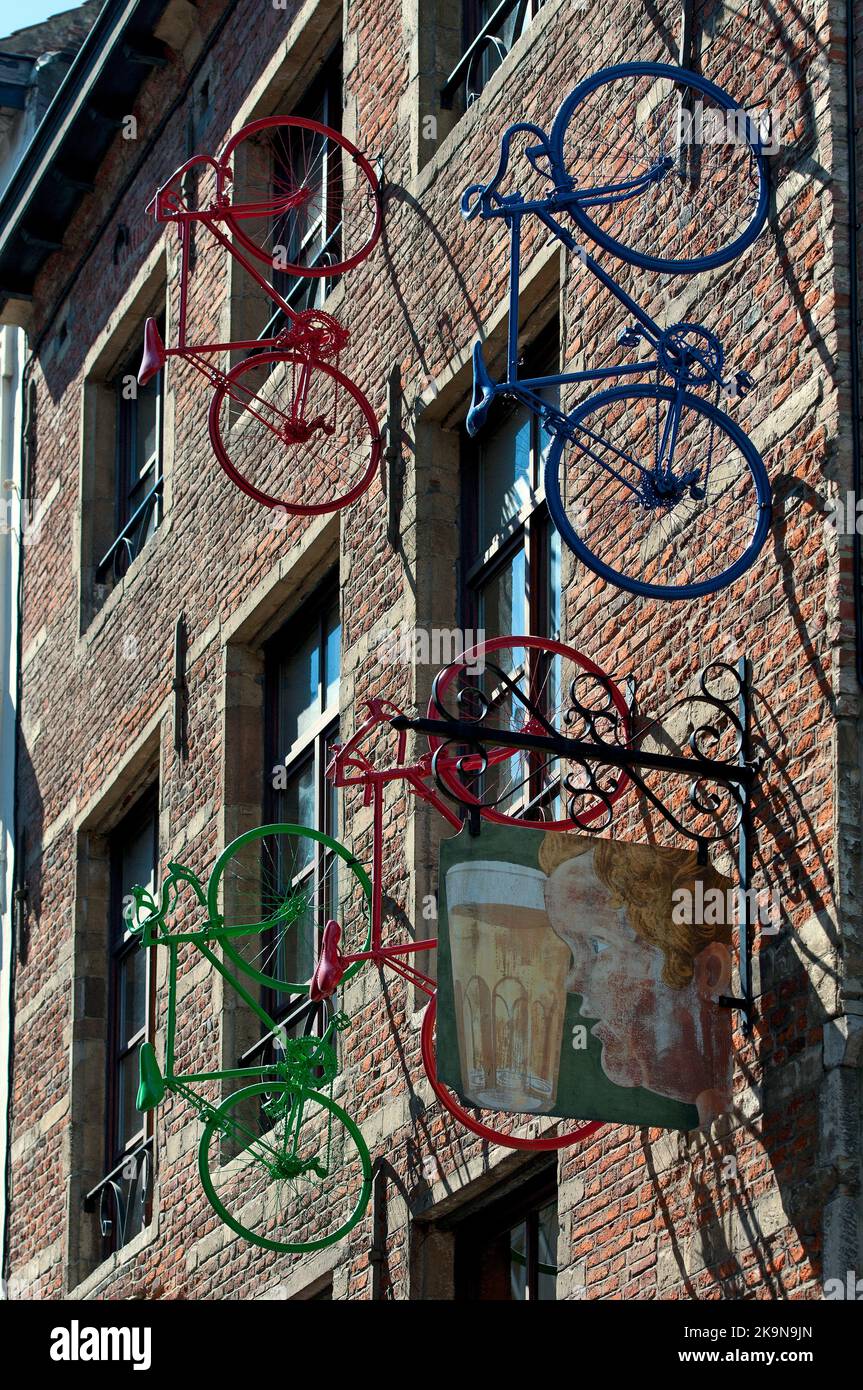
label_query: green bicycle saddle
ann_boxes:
[136,1042,165,1112]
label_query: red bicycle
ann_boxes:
[138,116,382,512]
[307,635,634,1150]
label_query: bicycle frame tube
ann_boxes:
[170,202,303,360]
[503,205,662,382]
[326,708,461,994]
[157,933,291,1090]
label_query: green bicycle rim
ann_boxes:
[198,1083,373,1253]
[207,823,373,992]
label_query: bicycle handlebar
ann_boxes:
[128,862,209,942]
[147,152,223,220]
[460,121,555,220]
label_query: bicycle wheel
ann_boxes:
[208,824,372,993]
[217,117,381,276]
[544,384,771,600]
[421,997,602,1151]
[549,62,769,274]
[208,351,381,513]
[199,1083,372,1253]
[426,635,631,831]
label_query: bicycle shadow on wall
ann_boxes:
[376,178,486,546]
[693,0,828,378]
[631,662,834,1297]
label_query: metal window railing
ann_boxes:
[83,1136,154,1257]
[95,476,162,585]
[441,0,539,110]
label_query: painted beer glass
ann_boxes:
[446,859,571,1112]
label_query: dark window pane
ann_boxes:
[537,1200,558,1301]
[119,1051,144,1151]
[509,1220,528,1300]
[134,379,159,478]
[478,547,526,640]
[278,627,320,752]
[120,949,147,1046]
[547,523,561,637]
[324,605,340,710]
[117,809,156,938]
[282,759,316,830]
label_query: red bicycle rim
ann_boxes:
[426,634,632,831]
[420,995,603,1150]
[207,351,381,513]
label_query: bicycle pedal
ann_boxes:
[617,326,641,349]
[735,370,756,397]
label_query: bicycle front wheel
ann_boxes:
[217,116,381,276]
[208,351,381,513]
[550,62,769,274]
[199,1083,372,1253]
[208,824,372,993]
[426,635,632,831]
[544,384,771,600]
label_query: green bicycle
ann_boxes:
[130,823,373,1253]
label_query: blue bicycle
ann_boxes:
[463,62,772,600]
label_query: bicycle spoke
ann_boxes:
[201,1084,370,1252]
[555,69,766,271]
[547,387,767,597]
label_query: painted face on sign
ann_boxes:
[544,850,732,1127]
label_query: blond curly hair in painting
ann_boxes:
[538,833,732,990]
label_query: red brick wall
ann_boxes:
[5,0,858,1298]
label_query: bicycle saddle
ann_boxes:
[139,317,167,387]
[310,920,347,1001]
[136,1042,165,1112]
[466,342,497,437]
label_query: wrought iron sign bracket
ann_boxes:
[391,655,760,1031]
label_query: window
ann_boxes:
[102,790,158,1255]
[264,52,344,330]
[461,321,561,643]
[457,322,563,820]
[444,1,546,109]
[260,585,341,1030]
[454,1170,558,1299]
[95,318,164,585]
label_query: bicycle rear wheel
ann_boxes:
[208,824,372,993]
[550,62,769,274]
[217,116,381,276]
[421,996,603,1151]
[208,351,381,513]
[545,384,770,599]
[199,1083,372,1253]
[426,635,632,831]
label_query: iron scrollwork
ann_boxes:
[84,1137,153,1256]
[422,654,756,849]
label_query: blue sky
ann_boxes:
[0,0,92,41]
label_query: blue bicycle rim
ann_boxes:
[548,62,770,275]
[544,383,772,600]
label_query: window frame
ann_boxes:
[460,319,561,642]
[453,1167,559,1300]
[263,48,345,330]
[105,790,158,1209]
[257,581,342,1041]
[96,316,165,585]
[443,0,546,109]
